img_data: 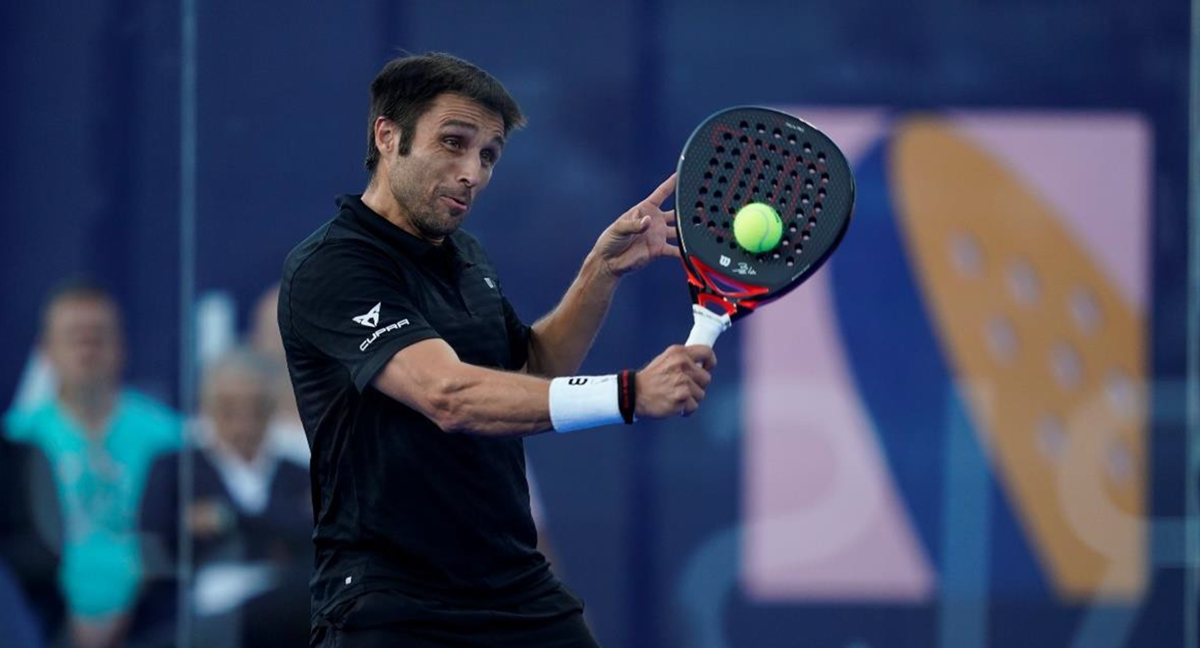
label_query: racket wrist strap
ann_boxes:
[618,370,637,425]
[549,374,622,433]
[685,305,732,348]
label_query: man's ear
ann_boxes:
[375,117,399,158]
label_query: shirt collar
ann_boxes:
[52,389,128,442]
[336,194,472,270]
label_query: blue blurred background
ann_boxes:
[0,1,1195,647]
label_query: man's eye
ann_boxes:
[481,150,496,164]
[443,137,461,149]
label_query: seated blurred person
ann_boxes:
[249,283,309,466]
[135,347,310,648]
[0,433,64,642]
[5,280,180,648]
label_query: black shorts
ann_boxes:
[310,587,601,648]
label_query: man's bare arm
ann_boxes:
[524,252,619,377]
[373,337,716,437]
[524,174,679,377]
[375,338,552,436]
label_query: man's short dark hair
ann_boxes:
[364,52,526,173]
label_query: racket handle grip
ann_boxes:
[685,305,732,348]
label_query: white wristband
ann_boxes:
[548,375,622,433]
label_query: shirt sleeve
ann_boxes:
[3,409,35,443]
[286,242,441,392]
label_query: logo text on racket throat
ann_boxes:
[359,319,411,352]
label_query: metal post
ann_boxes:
[177,0,198,646]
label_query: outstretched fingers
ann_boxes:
[645,173,677,208]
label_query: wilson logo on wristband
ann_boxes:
[549,375,621,433]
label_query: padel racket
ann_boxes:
[676,106,855,346]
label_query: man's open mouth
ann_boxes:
[440,195,470,210]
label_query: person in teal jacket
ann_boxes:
[6,281,179,648]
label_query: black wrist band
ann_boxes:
[618,369,636,424]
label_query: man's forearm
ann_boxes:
[526,251,620,377]
[374,338,554,437]
[372,328,713,437]
[429,364,553,436]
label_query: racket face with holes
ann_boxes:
[675,106,854,320]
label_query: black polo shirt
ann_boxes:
[279,195,574,625]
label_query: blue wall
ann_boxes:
[1,1,1192,646]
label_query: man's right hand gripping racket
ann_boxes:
[676,107,855,346]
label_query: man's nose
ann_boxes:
[455,155,483,188]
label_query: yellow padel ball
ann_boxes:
[732,202,783,253]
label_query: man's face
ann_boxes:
[204,369,274,461]
[386,93,506,239]
[43,297,124,392]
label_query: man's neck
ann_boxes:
[212,434,265,467]
[361,175,445,246]
[59,384,118,437]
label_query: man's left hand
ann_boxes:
[593,174,680,278]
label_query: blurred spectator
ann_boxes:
[249,284,309,466]
[135,347,310,648]
[0,433,64,640]
[5,280,181,648]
